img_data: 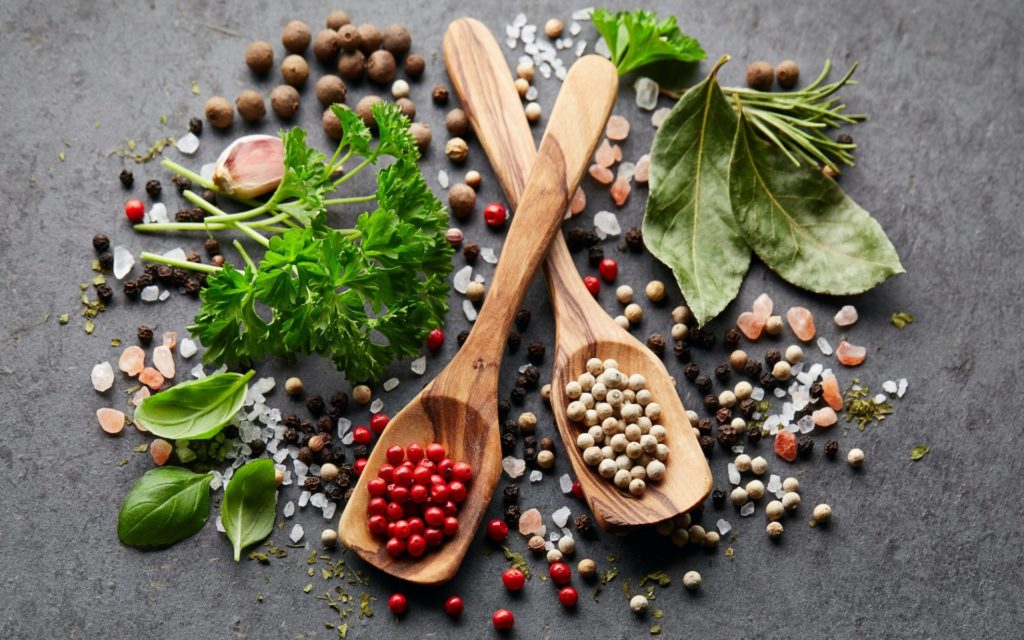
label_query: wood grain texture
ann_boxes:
[336,52,616,584]
[444,18,712,530]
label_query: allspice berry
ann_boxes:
[315,75,347,107]
[445,109,470,136]
[245,41,274,73]
[326,10,350,30]
[355,95,383,128]
[282,20,312,53]
[366,50,396,84]
[356,23,382,53]
[448,183,476,219]
[431,85,450,105]
[404,53,426,78]
[236,90,266,123]
[353,384,372,405]
[322,107,343,140]
[408,122,432,151]
[395,97,416,119]
[746,60,774,90]
[524,102,542,123]
[381,23,411,56]
[577,558,597,579]
[445,137,469,163]
[464,170,482,189]
[337,50,366,79]
[336,24,361,52]
[544,18,564,38]
[285,376,304,396]
[204,96,234,128]
[270,85,300,118]
[776,59,800,88]
[281,54,310,86]
[313,29,341,63]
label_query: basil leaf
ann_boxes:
[729,114,904,294]
[117,467,213,548]
[221,458,277,561]
[643,57,750,325]
[134,370,254,440]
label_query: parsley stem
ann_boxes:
[327,147,354,175]
[161,158,263,208]
[184,191,271,221]
[134,221,234,232]
[233,240,257,271]
[139,252,221,274]
[332,157,373,188]
[323,194,376,206]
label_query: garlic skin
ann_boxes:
[212,134,284,198]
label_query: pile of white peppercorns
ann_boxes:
[566,357,669,497]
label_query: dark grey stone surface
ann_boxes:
[1,0,1022,638]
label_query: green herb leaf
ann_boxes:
[134,371,254,440]
[591,8,705,75]
[221,458,278,562]
[117,467,213,548]
[729,113,904,294]
[644,57,749,325]
[890,311,914,329]
[910,445,930,461]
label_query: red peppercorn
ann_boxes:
[354,457,367,475]
[598,258,618,282]
[483,202,508,228]
[124,199,145,223]
[412,465,432,485]
[406,443,425,463]
[442,500,458,517]
[406,533,426,557]
[558,586,579,607]
[548,561,571,585]
[367,477,388,496]
[426,328,445,351]
[385,445,405,465]
[385,537,405,558]
[502,568,526,591]
[492,609,514,631]
[430,483,450,504]
[393,520,411,539]
[444,595,464,617]
[486,518,509,542]
[447,480,467,503]
[378,464,395,482]
[408,517,425,534]
[443,516,459,536]
[386,502,404,521]
[388,485,409,504]
[426,442,446,462]
[424,506,445,527]
[425,527,444,547]
[352,425,372,445]
[571,481,584,499]
[409,484,429,503]
[368,514,388,535]
[388,592,408,614]
[368,497,387,516]
[392,466,413,487]
[370,413,390,433]
[437,458,454,478]
[451,461,473,483]
[583,275,601,296]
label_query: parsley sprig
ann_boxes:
[591,8,706,75]
[138,103,452,381]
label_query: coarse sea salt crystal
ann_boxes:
[283,501,295,518]
[215,516,225,533]
[774,387,786,399]
[617,162,636,181]
[882,380,898,394]
[593,211,621,239]
[525,85,539,101]
[874,393,887,404]
[148,203,168,224]
[506,37,517,49]
[502,456,526,478]
[798,415,815,434]
[529,470,543,483]
[158,289,170,302]
[513,12,528,26]
[481,247,499,264]
[727,463,740,485]
[751,387,765,401]
[740,502,755,517]
[552,506,571,528]
[298,490,311,507]
[293,459,308,477]
[177,132,200,155]
[273,448,289,463]
[289,524,304,543]
[559,474,573,494]
[506,24,520,38]
[179,338,197,358]
[383,378,399,392]
[323,502,337,520]
[113,246,134,280]
[767,474,781,493]
[555,66,567,81]
[634,77,659,111]
[817,337,834,356]
[717,518,732,535]
[575,40,587,57]
[370,398,384,414]
[438,169,449,189]
[453,265,473,293]
[897,378,908,398]
[651,106,671,128]
[310,492,327,509]
[91,361,114,392]
[190,364,206,378]
[732,445,744,454]
[594,37,610,58]
[200,162,215,181]
[569,21,582,35]
[411,357,426,375]
[463,299,478,322]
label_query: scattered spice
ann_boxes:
[890,311,914,329]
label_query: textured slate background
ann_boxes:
[1,0,1022,638]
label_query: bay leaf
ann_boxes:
[643,56,749,326]
[729,114,904,294]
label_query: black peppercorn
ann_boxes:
[765,348,782,368]
[574,513,594,536]
[696,418,713,436]
[463,241,480,263]
[185,251,201,264]
[824,439,839,458]
[184,278,200,296]
[92,234,110,252]
[703,394,719,412]
[171,268,188,286]
[510,385,527,405]
[501,431,517,454]
[136,273,154,288]
[587,245,604,266]
[188,116,203,135]
[316,415,334,433]
[743,360,763,379]
[156,265,173,282]
[522,366,540,388]
[809,381,823,399]
[646,333,666,356]
[717,425,738,449]
[330,391,349,412]
[699,435,716,456]
[715,407,732,424]
[837,132,853,145]
[326,407,341,422]
[352,444,369,459]
[306,395,326,417]
[283,412,301,429]
[298,447,314,464]
[797,435,814,459]
[539,437,555,452]
[457,329,470,346]
[515,374,529,389]
[759,372,776,389]
[204,238,221,256]
[119,168,134,188]
[714,363,731,383]
[523,447,537,465]
[196,273,208,289]
[683,363,701,382]
[323,482,345,501]
[137,324,154,344]
[498,399,511,419]
[172,175,192,194]
[746,425,762,443]
[303,476,321,492]
[503,504,522,526]
[712,488,727,507]
[122,279,139,298]
[332,446,347,463]
[98,251,114,271]
[431,85,450,104]
[724,328,742,349]
[688,326,716,349]
[143,263,158,278]
[526,341,545,363]
[317,449,335,467]
[616,241,628,253]
[249,439,266,456]
[201,190,217,205]
[673,340,691,362]
[94,283,113,303]
[299,420,315,434]
[695,375,712,394]
[523,435,537,450]
[145,179,162,199]
[624,227,643,251]
[502,484,520,505]
[566,227,599,250]
[283,428,299,443]
[514,308,531,331]
[507,331,522,350]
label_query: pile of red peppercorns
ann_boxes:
[366,442,472,558]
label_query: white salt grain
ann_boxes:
[298,490,311,507]
[767,474,781,493]
[176,132,200,155]
[289,524,304,543]
[751,387,765,401]
[569,21,582,35]
[463,299,478,322]
[740,502,755,517]
[716,519,732,535]
[502,456,526,478]
[882,380,898,394]
[113,246,134,280]
[410,357,426,375]
[817,337,834,356]
[148,203,168,224]
[190,364,206,379]
[370,398,384,414]
[383,378,399,392]
[575,40,587,57]
[200,162,216,181]
[651,107,671,128]
[91,361,114,392]
[874,393,887,404]
[525,85,539,101]
[559,474,573,494]
[215,516,225,532]
[633,77,659,111]
[727,463,740,485]
[617,162,636,181]
[158,289,170,302]
[593,211,621,239]
[897,378,908,398]
[322,502,337,520]
[179,338,197,358]
[572,8,594,20]
[552,506,572,528]
[453,265,473,294]
[481,247,498,264]
[529,470,543,483]
[283,501,295,518]
[594,37,611,58]
[438,170,450,189]
[506,37,517,49]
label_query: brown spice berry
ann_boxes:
[355,95,383,128]
[336,24,362,52]
[337,50,365,79]
[381,24,411,56]
[322,107,343,140]
[624,227,643,251]
[146,179,162,199]
[309,434,327,452]
[204,96,234,128]
[646,333,666,356]
[281,54,310,86]
[746,425,762,443]
[395,97,416,119]
[137,325,154,344]
[445,108,469,136]
[270,84,300,118]
[540,437,555,452]
[463,241,480,263]
[313,29,341,63]
[717,425,738,448]
[119,169,134,188]
[448,183,476,219]
[797,435,814,458]
[403,53,425,78]
[366,49,396,84]
[746,60,774,90]
[408,122,432,151]
[526,341,545,363]
[92,234,110,252]
[188,117,203,135]
[824,439,839,458]
[315,75,347,107]
[445,137,469,163]
[715,407,732,424]
[703,394,719,412]
[282,20,312,53]
[245,41,274,73]
[574,513,593,536]
[356,23,382,53]
[326,10,350,30]
[699,435,716,456]
[776,60,800,88]
[431,85,450,105]
[235,90,266,123]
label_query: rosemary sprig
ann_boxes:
[662,60,865,171]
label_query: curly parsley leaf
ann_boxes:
[592,8,705,76]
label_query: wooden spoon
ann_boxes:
[444,18,712,529]
[337,55,618,585]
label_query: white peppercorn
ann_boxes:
[624,424,642,441]
[630,465,647,480]
[518,411,537,432]
[540,383,551,402]
[812,503,832,523]
[625,441,643,460]
[687,525,705,544]
[782,491,801,510]
[582,446,603,466]
[624,303,643,324]
[671,305,691,324]
[584,409,599,426]
[848,448,865,467]
[730,417,747,430]
[644,280,666,302]
[646,460,666,481]
[670,528,688,548]
[765,315,783,336]
[730,349,748,370]
[766,521,784,538]
[628,373,646,390]
[734,380,753,399]
[746,479,765,500]
[320,463,340,482]
[766,500,784,521]
[514,77,530,97]
[673,513,691,529]
[630,594,649,613]
[614,469,631,488]
[465,280,485,302]
[445,137,469,162]
[734,453,752,472]
[782,476,800,492]
[598,459,617,478]
[391,79,410,98]
[565,380,582,399]
[649,425,667,442]
[557,534,575,555]
[772,360,792,381]
[577,558,597,579]
[654,443,670,461]
[591,382,608,401]
[685,410,699,423]
[628,478,646,496]
[353,384,372,404]
[284,376,304,396]
[750,456,768,475]
[671,323,688,341]
[579,393,595,409]
[644,403,662,420]
[614,315,630,329]
[528,535,546,554]
[547,548,563,563]
[577,372,595,391]
[536,449,554,468]
[567,401,587,422]
[703,530,720,548]
[586,357,604,376]
[524,101,542,123]
[516,61,535,81]
[682,570,701,590]
[730,487,749,506]
[718,390,736,409]
[635,389,653,406]
[321,528,339,547]
[785,344,803,364]
[616,285,634,304]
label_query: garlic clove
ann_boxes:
[212,134,284,198]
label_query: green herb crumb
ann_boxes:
[910,445,930,461]
[890,311,914,329]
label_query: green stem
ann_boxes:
[135,221,234,232]
[323,194,376,206]
[139,252,221,274]
[233,240,257,271]
[327,146,353,175]
[333,157,373,188]
[183,190,270,221]
[161,158,264,208]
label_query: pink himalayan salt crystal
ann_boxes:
[589,164,614,185]
[152,345,175,379]
[811,406,838,427]
[118,346,145,377]
[610,176,631,206]
[835,340,867,366]
[518,507,543,536]
[752,293,773,320]
[605,114,630,141]
[737,311,766,340]
[820,375,843,411]
[132,386,151,406]
[786,306,816,342]
[594,139,617,168]
[570,187,586,215]
[634,154,649,184]
[139,367,165,390]
[150,439,173,466]
[96,407,126,435]
[833,305,858,327]
[162,331,177,350]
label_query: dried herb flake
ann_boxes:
[910,445,930,461]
